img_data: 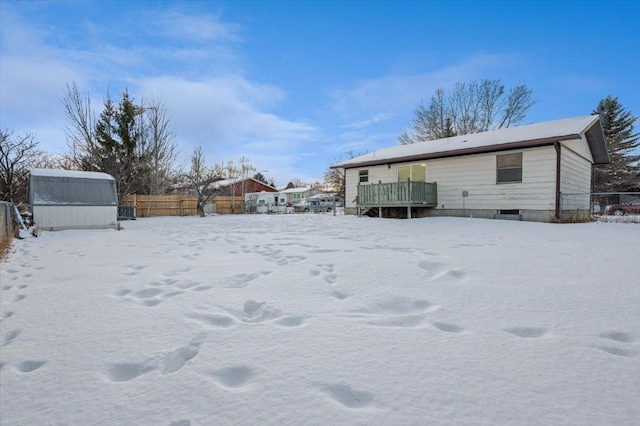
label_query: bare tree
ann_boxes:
[62,82,98,168]
[0,130,43,202]
[400,79,534,144]
[63,83,179,198]
[184,146,221,216]
[220,160,241,213]
[138,99,179,195]
[324,150,362,197]
[289,178,307,188]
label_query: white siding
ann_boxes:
[347,146,558,211]
[345,165,398,208]
[34,206,118,230]
[429,147,557,210]
[560,147,592,210]
[561,137,594,163]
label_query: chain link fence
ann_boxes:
[560,192,640,222]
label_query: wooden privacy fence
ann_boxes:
[213,196,244,215]
[122,195,198,217]
[121,195,246,217]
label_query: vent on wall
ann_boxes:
[499,209,520,215]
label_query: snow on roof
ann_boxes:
[280,187,312,194]
[333,115,604,168]
[211,177,273,189]
[30,168,115,181]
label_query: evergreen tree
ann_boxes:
[91,90,147,199]
[593,96,640,192]
[63,83,178,199]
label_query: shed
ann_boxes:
[332,115,609,222]
[28,169,118,230]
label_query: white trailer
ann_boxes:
[247,191,291,213]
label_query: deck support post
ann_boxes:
[379,207,382,217]
[407,206,412,219]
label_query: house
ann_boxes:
[210,178,277,197]
[279,187,320,205]
[27,169,118,230]
[331,115,609,222]
[204,178,277,214]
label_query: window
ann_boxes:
[398,164,426,182]
[359,169,369,183]
[496,152,522,184]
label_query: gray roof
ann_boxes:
[29,169,117,206]
[332,115,609,169]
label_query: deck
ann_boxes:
[357,180,437,208]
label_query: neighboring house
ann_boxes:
[168,177,224,195]
[28,169,118,230]
[210,178,276,197]
[280,187,320,205]
[331,115,609,222]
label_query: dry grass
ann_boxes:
[597,214,640,224]
[0,224,14,262]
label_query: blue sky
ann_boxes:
[1,0,639,186]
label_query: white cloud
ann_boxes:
[339,112,392,130]
[151,11,242,43]
[135,76,318,184]
[328,53,527,118]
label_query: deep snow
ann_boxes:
[1,215,639,425]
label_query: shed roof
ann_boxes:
[29,169,117,206]
[30,168,115,181]
[332,115,609,169]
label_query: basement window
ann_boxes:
[359,169,369,183]
[496,152,523,184]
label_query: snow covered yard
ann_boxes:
[1,215,638,425]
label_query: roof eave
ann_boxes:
[584,118,610,164]
[331,134,581,169]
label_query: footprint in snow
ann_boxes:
[504,327,548,338]
[316,382,375,409]
[595,345,637,358]
[185,311,236,328]
[105,361,157,382]
[1,329,20,346]
[432,321,465,333]
[273,316,305,328]
[161,333,206,375]
[15,360,46,373]
[208,365,255,389]
[331,290,350,300]
[599,331,634,343]
[105,334,206,382]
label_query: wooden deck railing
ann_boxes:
[357,180,437,207]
